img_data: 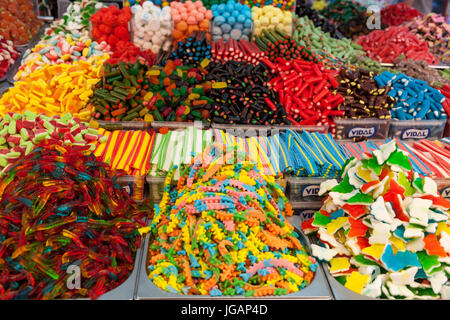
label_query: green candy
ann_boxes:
[312,212,330,227]
[348,192,374,204]
[331,175,354,193]
[387,150,412,171]
[417,251,441,275]
[361,157,383,176]
[398,172,415,196]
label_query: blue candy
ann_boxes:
[214,15,226,26]
[381,244,422,272]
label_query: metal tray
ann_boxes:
[0,83,12,98]
[97,120,151,131]
[136,215,332,300]
[0,48,24,83]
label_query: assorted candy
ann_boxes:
[131,1,173,54]
[170,1,212,44]
[0,58,109,121]
[211,0,253,41]
[0,112,105,174]
[211,38,264,64]
[392,57,449,88]
[165,31,211,66]
[380,2,421,26]
[205,60,289,125]
[94,128,155,176]
[0,0,44,45]
[43,0,103,37]
[304,140,450,299]
[242,0,295,11]
[89,60,156,122]
[336,68,394,120]
[295,0,342,39]
[405,13,450,65]
[147,145,317,296]
[265,57,344,130]
[149,126,213,179]
[0,142,146,300]
[0,37,19,79]
[251,5,292,37]
[145,59,212,122]
[375,71,447,121]
[320,0,366,24]
[90,5,132,51]
[14,32,111,81]
[358,26,439,65]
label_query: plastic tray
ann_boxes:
[435,178,450,199]
[97,235,144,300]
[286,176,328,203]
[57,0,71,19]
[334,118,391,140]
[151,121,211,130]
[0,83,12,98]
[389,119,446,140]
[116,175,146,203]
[291,201,323,221]
[211,123,329,136]
[136,215,332,299]
[96,120,151,131]
[146,176,166,206]
[307,235,374,300]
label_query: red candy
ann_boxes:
[265,57,344,133]
[381,3,422,26]
[357,26,439,65]
[0,36,19,79]
[90,6,131,51]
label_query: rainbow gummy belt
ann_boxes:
[147,145,318,296]
[339,138,450,179]
[214,129,348,178]
[0,142,145,300]
[303,140,450,299]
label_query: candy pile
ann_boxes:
[211,38,264,64]
[336,11,379,40]
[252,5,292,37]
[293,15,364,64]
[242,0,295,11]
[149,126,213,179]
[336,68,394,120]
[166,31,211,66]
[90,60,155,122]
[214,129,348,177]
[304,140,450,299]
[43,0,103,38]
[206,60,288,125]
[380,2,421,26]
[104,41,156,67]
[375,71,446,121]
[94,128,155,176]
[131,1,173,54]
[0,58,108,121]
[0,111,105,174]
[90,5,132,51]
[211,0,253,41]
[0,0,44,45]
[146,59,212,122]
[338,139,450,179]
[0,37,19,79]
[295,0,341,39]
[265,57,344,130]
[392,57,449,87]
[255,29,319,63]
[320,0,366,24]
[439,85,450,118]
[170,1,212,44]
[0,142,146,300]
[404,13,450,65]
[14,32,111,81]
[147,145,317,296]
[357,26,439,65]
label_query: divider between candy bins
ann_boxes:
[0,0,449,301]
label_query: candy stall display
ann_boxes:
[0,0,449,302]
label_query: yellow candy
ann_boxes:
[344,272,371,294]
[212,82,227,89]
[326,217,349,235]
[361,244,385,260]
[329,257,350,273]
[436,222,450,237]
